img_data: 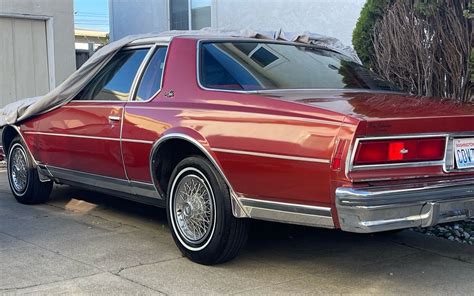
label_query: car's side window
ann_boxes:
[134,47,168,101]
[75,49,149,101]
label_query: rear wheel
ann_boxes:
[167,156,248,265]
[7,136,52,204]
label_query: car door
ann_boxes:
[121,46,169,197]
[35,47,150,180]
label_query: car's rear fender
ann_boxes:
[148,127,249,218]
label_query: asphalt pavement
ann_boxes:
[0,170,473,295]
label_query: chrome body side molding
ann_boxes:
[130,180,160,199]
[38,163,336,230]
[236,197,335,228]
[148,133,335,224]
[47,165,134,194]
[39,165,163,205]
[212,148,330,164]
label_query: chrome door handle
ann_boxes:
[108,115,121,121]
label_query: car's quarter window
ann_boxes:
[199,41,400,92]
[75,49,149,101]
[134,47,168,101]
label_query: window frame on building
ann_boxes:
[169,0,213,31]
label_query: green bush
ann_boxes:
[352,0,391,68]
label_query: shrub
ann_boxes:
[372,0,472,101]
[352,0,391,68]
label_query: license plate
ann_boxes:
[454,138,474,169]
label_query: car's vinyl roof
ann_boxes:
[128,32,277,45]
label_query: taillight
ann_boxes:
[354,138,445,165]
[331,139,346,170]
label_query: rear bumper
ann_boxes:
[336,179,474,233]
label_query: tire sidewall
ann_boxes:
[166,156,232,261]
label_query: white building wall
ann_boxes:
[0,0,75,106]
[109,0,169,41]
[0,0,75,87]
[214,0,365,46]
[109,0,365,46]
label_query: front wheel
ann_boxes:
[7,136,53,204]
[167,156,248,265]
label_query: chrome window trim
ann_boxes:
[345,133,474,179]
[127,44,158,102]
[121,45,154,50]
[195,39,406,95]
[128,36,173,45]
[212,147,329,164]
[129,43,170,103]
[61,105,122,108]
[68,44,155,104]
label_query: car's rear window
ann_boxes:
[199,41,399,92]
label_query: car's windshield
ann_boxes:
[200,41,400,92]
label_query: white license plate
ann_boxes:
[454,138,474,169]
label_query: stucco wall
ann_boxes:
[109,0,169,41]
[0,0,75,87]
[109,0,364,47]
[214,0,365,46]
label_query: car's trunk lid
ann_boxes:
[259,89,474,136]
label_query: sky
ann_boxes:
[74,0,109,32]
[74,0,213,32]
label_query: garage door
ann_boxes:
[0,17,50,107]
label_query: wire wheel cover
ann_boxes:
[173,173,215,245]
[10,146,28,193]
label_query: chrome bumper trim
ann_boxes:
[336,180,474,233]
[237,197,335,228]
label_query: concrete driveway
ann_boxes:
[1,170,473,295]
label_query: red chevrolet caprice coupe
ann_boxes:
[4,35,474,264]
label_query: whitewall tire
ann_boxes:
[7,136,52,204]
[166,156,248,265]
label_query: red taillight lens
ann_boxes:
[331,139,347,170]
[354,138,445,165]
